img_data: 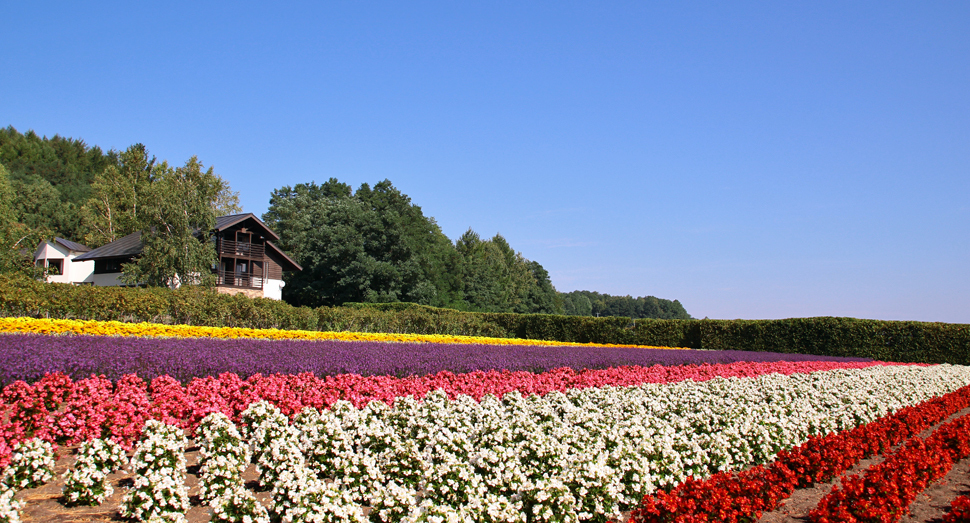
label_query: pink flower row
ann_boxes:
[0,360,899,467]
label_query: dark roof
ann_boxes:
[265,241,302,271]
[75,231,143,261]
[73,215,299,273]
[215,213,279,241]
[54,238,91,253]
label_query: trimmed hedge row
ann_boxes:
[1,275,968,364]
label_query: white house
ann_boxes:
[32,214,301,300]
[33,238,95,285]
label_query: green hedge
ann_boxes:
[1,275,968,364]
[0,275,318,330]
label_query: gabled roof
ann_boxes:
[54,238,91,253]
[215,213,280,241]
[265,241,302,271]
[73,214,300,273]
[74,231,143,261]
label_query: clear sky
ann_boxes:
[4,2,968,322]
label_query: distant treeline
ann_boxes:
[561,290,691,319]
[0,126,689,318]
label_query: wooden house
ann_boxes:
[42,213,301,300]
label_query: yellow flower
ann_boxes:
[0,316,687,350]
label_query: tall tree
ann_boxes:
[81,144,156,247]
[264,179,461,308]
[0,126,119,241]
[120,157,221,288]
[454,229,509,312]
[0,163,48,276]
[520,261,563,315]
[559,290,691,319]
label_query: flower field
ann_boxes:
[0,331,872,386]
[2,318,970,522]
[0,317,680,349]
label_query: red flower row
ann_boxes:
[627,383,970,523]
[810,408,970,522]
[943,495,970,522]
[0,360,893,467]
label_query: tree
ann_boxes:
[520,261,563,315]
[0,126,119,241]
[455,229,509,312]
[212,181,242,216]
[9,176,66,234]
[0,162,48,276]
[120,157,222,288]
[558,290,691,319]
[263,179,461,308]
[81,144,156,247]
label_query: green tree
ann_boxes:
[454,229,509,312]
[212,181,242,216]
[263,179,461,308]
[0,126,119,241]
[81,144,157,247]
[9,176,67,234]
[0,163,48,276]
[120,157,222,288]
[520,261,563,315]
[452,230,561,314]
[559,290,691,319]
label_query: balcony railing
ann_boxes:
[217,239,264,260]
[215,269,264,289]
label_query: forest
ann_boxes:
[0,126,690,318]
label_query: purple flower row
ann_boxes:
[0,333,871,386]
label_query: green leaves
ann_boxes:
[264,178,565,314]
[81,144,156,248]
[121,156,223,289]
[264,179,461,308]
[0,162,48,277]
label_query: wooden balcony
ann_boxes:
[215,269,264,289]
[217,239,264,260]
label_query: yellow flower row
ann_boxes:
[0,316,687,350]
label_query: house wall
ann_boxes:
[63,258,95,284]
[35,243,95,285]
[263,279,285,301]
[91,273,125,287]
[216,286,264,300]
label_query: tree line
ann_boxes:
[0,126,240,286]
[262,179,563,313]
[561,290,690,320]
[0,126,691,318]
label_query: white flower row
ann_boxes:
[0,482,24,523]
[228,364,970,522]
[1,438,55,491]
[196,412,269,523]
[62,437,127,505]
[0,438,55,523]
[119,420,190,523]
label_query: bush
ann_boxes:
[1,274,968,365]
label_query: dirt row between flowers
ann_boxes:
[756,404,970,523]
[13,407,970,523]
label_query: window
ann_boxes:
[46,259,63,275]
[94,258,126,274]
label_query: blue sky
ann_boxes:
[4,2,968,322]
